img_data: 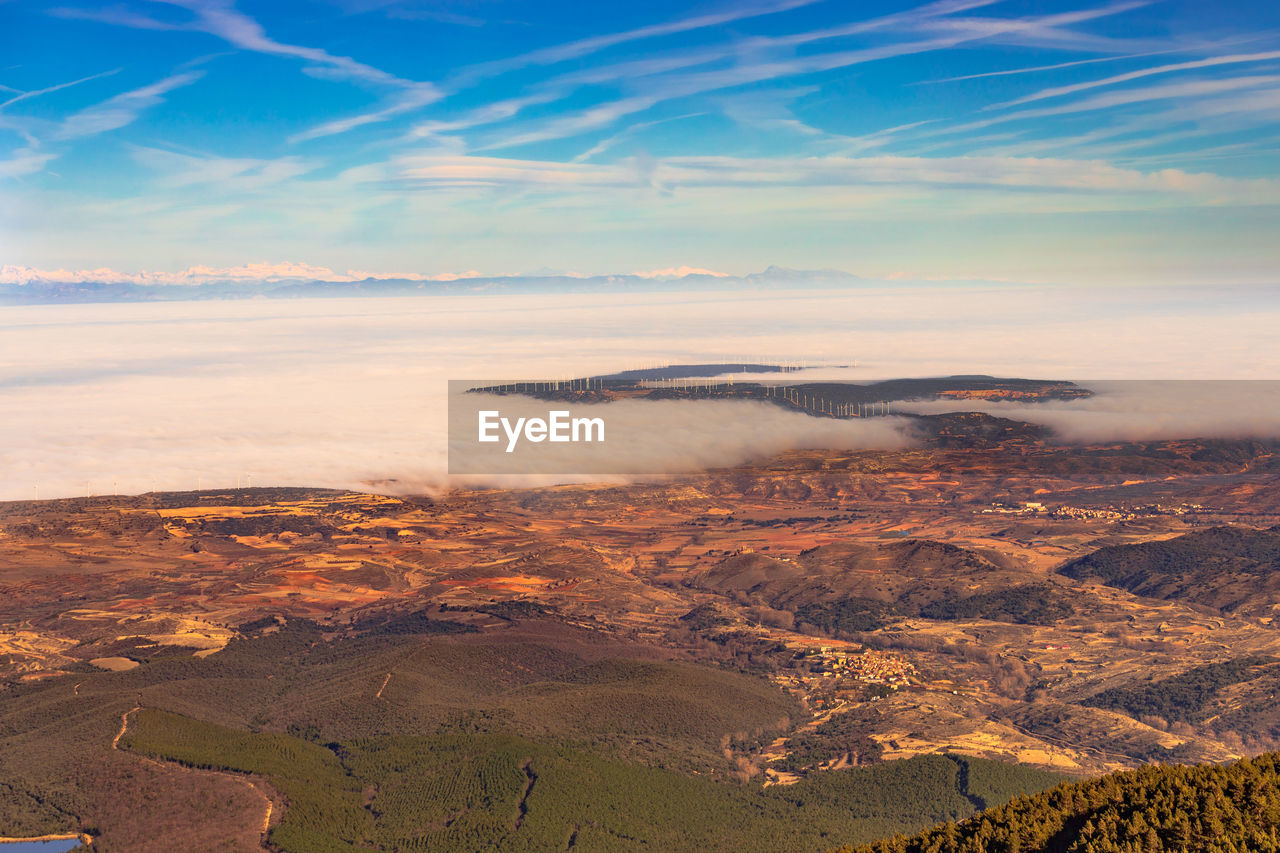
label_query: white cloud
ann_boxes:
[450,0,831,83]
[396,0,1148,154]
[375,151,1280,201]
[130,145,315,190]
[912,0,1157,54]
[165,0,445,141]
[390,154,639,189]
[152,0,411,87]
[5,284,1280,500]
[906,382,1280,443]
[0,68,122,111]
[478,1,1157,151]
[994,49,1280,109]
[0,148,56,178]
[909,73,1280,142]
[290,84,441,142]
[54,71,203,140]
[919,47,1187,85]
[56,0,443,142]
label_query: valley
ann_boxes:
[3,388,1280,849]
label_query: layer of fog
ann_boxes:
[3,283,1280,501]
[905,381,1280,443]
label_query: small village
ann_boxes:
[982,500,1204,521]
[799,645,915,686]
[768,642,917,714]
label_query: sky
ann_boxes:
[3,0,1280,283]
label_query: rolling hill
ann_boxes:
[1058,525,1280,615]
[841,751,1280,853]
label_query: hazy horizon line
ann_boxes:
[5,261,1279,293]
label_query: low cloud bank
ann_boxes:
[4,284,1280,501]
[906,381,1280,443]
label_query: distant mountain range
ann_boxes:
[0,265,880,305]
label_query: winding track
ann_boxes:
[112,703,275,841]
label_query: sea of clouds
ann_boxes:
[3,282,1280,501]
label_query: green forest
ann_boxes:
[121,709,1063,852]
[1083,656,1276,724]
[843,752,1280,853]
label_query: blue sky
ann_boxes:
[3,0,1280,283]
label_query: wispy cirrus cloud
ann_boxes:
[57,0,407,86]
[50,3,183,30]
[404,0,1051,152]
[0,67,122,111]
[54,0,443,141]
[571,113,706,163]
[918,48,1189,85]
[290,85,442,142]
[406,90,568,141]
[0,70,203,181]
[41,0,1170,155]
[912,1,1160,54]
[473,0,1159,150]
[129,145,316,191]
[904,73,1280,145]
[449,0,830,84]
[53,70,203,140]
[317,0,972,142]
[0,148,57,179]
[993,48,1280,108]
